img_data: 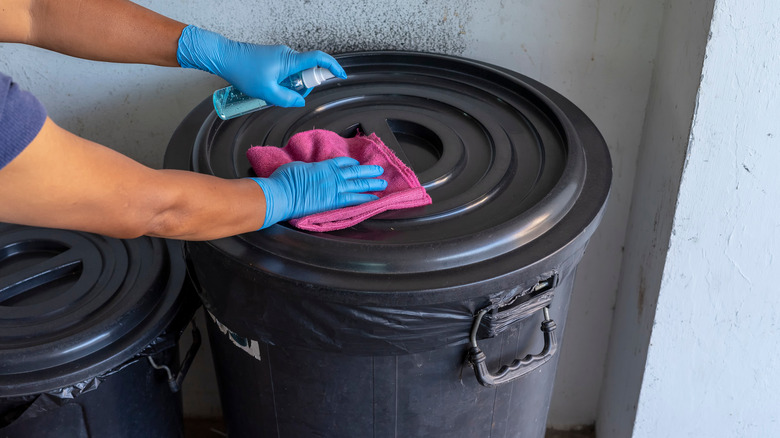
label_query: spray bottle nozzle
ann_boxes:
[301,67,336,88]
[212,67,339,120]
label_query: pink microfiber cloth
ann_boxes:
[247,129,432,232]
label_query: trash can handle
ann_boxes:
[148,318,202,393]
[467,306,557,388]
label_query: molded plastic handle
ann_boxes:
[148,319,201,393]
[467,307,558,388]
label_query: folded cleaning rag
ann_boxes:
[247,129,432,232]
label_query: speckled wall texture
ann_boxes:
[264,1,473,54]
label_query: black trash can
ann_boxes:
[165,51,611,438]
[0,224,200,438]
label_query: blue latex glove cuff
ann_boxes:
[249,177,288,230]
[176,25,225,73]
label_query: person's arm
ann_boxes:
[0,0,347,107]
[0,117,265,240]
[0,117,386,240]
[0,0,184,66]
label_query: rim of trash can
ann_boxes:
[0,224,187,397]
[164,51,611,296]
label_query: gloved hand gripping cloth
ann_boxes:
[247,130,432,232]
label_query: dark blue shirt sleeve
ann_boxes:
[0,71,47,170]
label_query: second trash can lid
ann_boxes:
[165,51,611,296]
[0,224,186,397]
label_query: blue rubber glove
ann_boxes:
[251,157,387,229]
[176,25,347,107]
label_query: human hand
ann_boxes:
[250,157,386,229]
[176,25,346,107]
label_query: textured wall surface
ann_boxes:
[468,1,666,427]
[629,0,780,436]
[596,0,715,436]
[0,0,665,427]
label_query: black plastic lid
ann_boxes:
[0,224,186,397]
[165,52,611,297]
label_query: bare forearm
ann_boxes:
[145,170,267,241]
[1,0,185,66]
[0,118,266,240]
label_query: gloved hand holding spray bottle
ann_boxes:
[213,67,336,120]
[176,26,384,229]
[176,25,345,120]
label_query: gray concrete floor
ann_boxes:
[184,418,227,438]
[546,426,596,438]
[184,419,596,438]
[184,418,225,437]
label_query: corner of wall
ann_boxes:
[595,1,716,436]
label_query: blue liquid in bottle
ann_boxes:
[213,68,335,120]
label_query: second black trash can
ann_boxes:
[165,52,612,437]
[0,224,200,438]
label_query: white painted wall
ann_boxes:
[630,0,780,436]
[469,2,665,427]
[597,0,715,435]
[0,0,667,426]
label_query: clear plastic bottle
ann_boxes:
[212,67,336,120]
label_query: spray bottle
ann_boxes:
[212,67,336,120]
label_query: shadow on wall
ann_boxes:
[49,69,224,168]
